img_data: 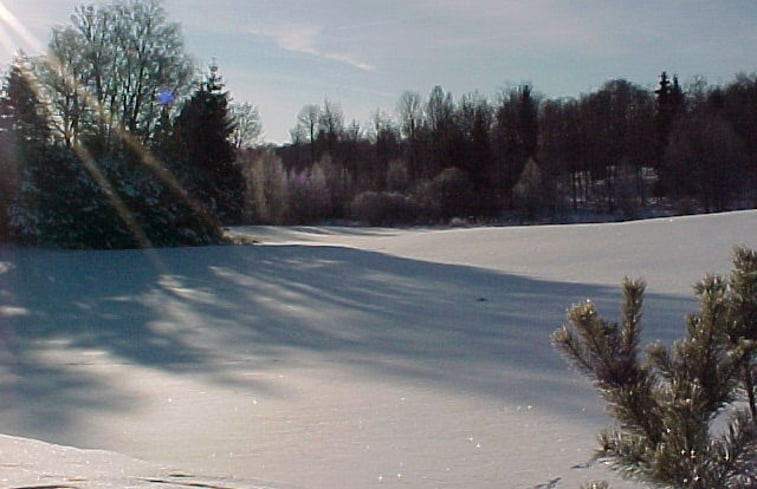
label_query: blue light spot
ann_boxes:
[157,89,176,106]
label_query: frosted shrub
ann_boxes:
[244,150,290,224]
[287,163,332,224]
[512,157,546,220]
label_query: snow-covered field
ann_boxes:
[0,211,754,489]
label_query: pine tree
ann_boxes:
[654,72,685,176]
[173,64,244,224]
[552,247,756,488]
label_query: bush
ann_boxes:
[350,191,417,226]
[552,247,756,488]
[287,162,332,224]
[512,158,546,220]
[433,167,474,221]
[411,179,442,222]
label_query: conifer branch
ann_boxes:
[552,247,756,488]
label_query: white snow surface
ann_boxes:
[0,210,755,489]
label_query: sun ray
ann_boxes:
[0,1,45,54]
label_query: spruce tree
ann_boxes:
[173,64,244,224]
[654,72,685,180]
[552,247,756,488]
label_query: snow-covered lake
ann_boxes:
[0,211,754,489]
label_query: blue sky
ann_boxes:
[1,0,755,143]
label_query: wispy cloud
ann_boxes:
[249,23,375,72]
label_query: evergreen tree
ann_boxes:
[4,60,131,248]
[552,248,756,488]
[517,85,539,162]
[173,64,244,224]
[654,71,685,174]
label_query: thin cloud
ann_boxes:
[250,23,375,72]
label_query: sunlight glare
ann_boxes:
[0,1,45,56]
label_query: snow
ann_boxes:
[0,210,755,489]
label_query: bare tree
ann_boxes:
[396,90,423,181]
[297,104,320,163]
[396,90,422,141]
[318,98,344,156]
[230,101,262,149]
[41,0,194,150]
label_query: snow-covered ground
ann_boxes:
[0,211,754,489]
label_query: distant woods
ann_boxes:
[261,73,756,225]
[0,0,754,248]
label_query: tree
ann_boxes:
[579,80,654,211]
[5,55,51,149]
[654,72,685,171]
[538,98,572,212]
[318,98,344,157]
[517,85,539,162]
[0,87,16,238]
[3,54,53,241]
[552,247,756,488]
[173,64,244,224]
[457,92,494,214]
[230,101,262,150]
[721,74,757,206]
[493,85,538,210]
[425,85,457,178]
[297,104,320,164]
[369,109,399,191]
[242,149,289,224]
[663,113,746,212]
[41,0,193,151]
[342,118,363,186]
[396,90,424,181]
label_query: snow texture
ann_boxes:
[0,210,755,489]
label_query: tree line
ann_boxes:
[251,72,755,225]
[0,0,754,248]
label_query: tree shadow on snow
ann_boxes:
[0,243,696,445]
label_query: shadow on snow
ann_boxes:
[0,243,695,444]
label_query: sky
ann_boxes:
[0,0,755,144]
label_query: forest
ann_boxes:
[0,0,755,248]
